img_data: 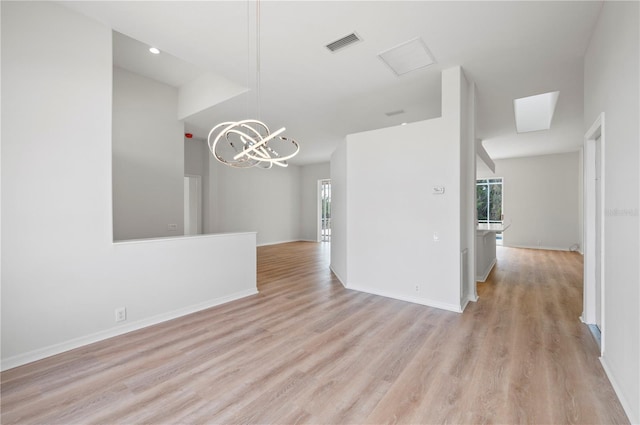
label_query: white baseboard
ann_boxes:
[476,258,496,282]
[503,243,573,252]
[460,293,479,312]
[461,297,471,312]
[257,239,301,247]
[459,290,479,312]
[600,357,637,424]
[258,239,325,246]
[329,265,347,288]
[1,288,258,372]
[346,283,462,313]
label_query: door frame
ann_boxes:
[317,179,331,242]
[582,112,605,356]
[184,174,202,235]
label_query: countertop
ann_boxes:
[476,222,511,235]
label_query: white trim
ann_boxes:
[113,231,257,245]
[502,243,577,252]
[316,179,322,242]
[346,283,463,313]
[476,258,496,282]
[1,288,258,371]
[582,113,605,356]
[600,357,636,424]
[460,295,478,312]
[318,179,331,243]
[257,239,301,247]
[330,265,347,288]
[184,174,202,235]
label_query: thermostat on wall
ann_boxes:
[432,186,445,194]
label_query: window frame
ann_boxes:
[476,177,503,224]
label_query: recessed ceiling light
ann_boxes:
[378,37,436,77]
[149,47,160,55]
[514,91,560,133]
[401,122,408,126]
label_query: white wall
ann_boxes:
[185,138,208,176]
[1,1,257,370]
[477,152,581,251]
[333,67,472,312]
[210,161,302,246]
[300,162,330,242]
[185,138,211,234]
[200,157,327,246]
[584,2,639,422]
[330,143,348,284]
[177,72,247,121]
[461,79,476,305]
[578,147,584,253]
[112,67,184,240]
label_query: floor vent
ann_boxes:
[326,33,361,52]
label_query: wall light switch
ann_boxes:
[433,232,440,242]
[432,186,445,194]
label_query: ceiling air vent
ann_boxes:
[326,33,362,52]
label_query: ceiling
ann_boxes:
[62,1,603,165]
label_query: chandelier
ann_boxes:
[208,1,299,169]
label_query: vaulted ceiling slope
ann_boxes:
[61,1,602,165]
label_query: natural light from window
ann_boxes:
[513,91,559,133]
[477,177,504,244]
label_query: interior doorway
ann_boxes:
[594,135,602,332]
[184,175,202,235]
[583,113,605,355]
[319,179,331,242]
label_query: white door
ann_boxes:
[184,175,202,235]
[595,136,602,331]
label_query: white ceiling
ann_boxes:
[62,1,603,165]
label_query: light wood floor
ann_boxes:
[1,242,630,424]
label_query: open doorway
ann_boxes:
[476,177,504,244]
[184,175,202,235]
[319,179,331,242]
[583,113,605,355]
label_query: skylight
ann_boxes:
[513,91,559,133]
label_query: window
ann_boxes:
[476,178,503,224]
[320,180,331,242]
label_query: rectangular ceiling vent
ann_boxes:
[378,37,436,77]
[385,109,405,117]
[326,33,362,52]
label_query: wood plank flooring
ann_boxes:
[1,242,630,424]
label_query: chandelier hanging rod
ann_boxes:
[206,0,300,169]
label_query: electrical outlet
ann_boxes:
[115,307,127,323]
[415,284,420,292]
[168,224,178,231]
[433,232,440,242]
